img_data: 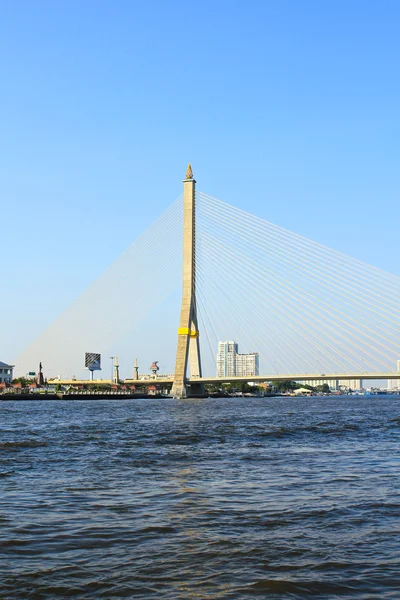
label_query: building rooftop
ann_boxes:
[0,361,14,368]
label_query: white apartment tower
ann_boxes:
[217,341,259,377]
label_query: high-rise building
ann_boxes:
[216,341,237,377]
[216,341,259,377]
[235,353,259,377]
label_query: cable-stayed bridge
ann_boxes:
[15,166,400,397]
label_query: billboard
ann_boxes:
[85,353,101,372]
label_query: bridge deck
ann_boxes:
[50,372,400,386]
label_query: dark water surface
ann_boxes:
[1,396,400,599]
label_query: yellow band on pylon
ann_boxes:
[178,327,199,337]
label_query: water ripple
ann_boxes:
[1,396,400,598]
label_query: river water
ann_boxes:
[1,396,400,599]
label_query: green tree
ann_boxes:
[316,383,330,394]
[273,380,297,392]
[12,377,30,387]
[240,382,252,393]
[302,384,316,392]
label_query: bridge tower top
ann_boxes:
[185,163,194,180]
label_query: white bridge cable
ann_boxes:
[15,196,184,378]
[197,228,397,370]
[23,210,182,378]
[195,231,328,373]
[195,289,227,377]
[16,215,182,378]
[195,193,398,325]
[195,252,296,374]
[195,235,385,373]
[197,241,323,375]
[193,264,223,360]
[31,206,182,372]
[49,202,182,343]
[198,191,400,292]
[15,186,400,381]
[196,244,365,373]
[196,234,389,372]
[197,194,400,325]
[198,192,400,304]
[197,211,400,340]
[195,194,400,374]
[196,212,400,345]
[196,205,400,354]
[196,261,315,374]
[195,302,214,376]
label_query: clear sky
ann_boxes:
[1,1,400,371]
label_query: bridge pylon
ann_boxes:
[171,165,204,398]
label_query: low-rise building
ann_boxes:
[294,387,313,395]
[0,361,14,383]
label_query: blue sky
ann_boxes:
[1,1,400,370]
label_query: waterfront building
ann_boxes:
[0,361,14,383]
[338,379,362,391]
[300,379,339,390]
[216,341,259,377]
[294,387,313,395]
[299,379,362,391]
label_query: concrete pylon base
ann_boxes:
[171,382,205,399]
[171,383,187,399]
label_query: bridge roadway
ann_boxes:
[49,372,399,387]
[124,372,400,386]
